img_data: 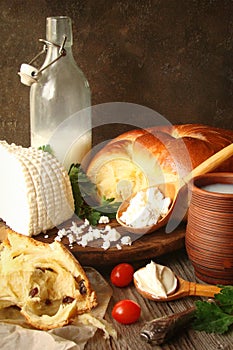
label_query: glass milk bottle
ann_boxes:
[30,16,91,170]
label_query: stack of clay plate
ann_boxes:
[186,172,233,285]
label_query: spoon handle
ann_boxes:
[183,143,233,184]
[188,281,221,297]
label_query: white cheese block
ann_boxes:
[0,141,74,236]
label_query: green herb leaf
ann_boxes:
[193,300,233,334]
[38,144,53,154]
[193,286,233,334]
[68,163,120,225]
[215,285,233,314]
[87,211,102,226]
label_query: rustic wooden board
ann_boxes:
[0,219,186,266]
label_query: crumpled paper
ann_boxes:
[0,267,114,350]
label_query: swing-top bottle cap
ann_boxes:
[46,16,73,47]
[18,63,38,86]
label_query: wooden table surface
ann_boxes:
[0,221,232,349]
[85,248,233,350]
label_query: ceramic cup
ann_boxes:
[185,172,233,285]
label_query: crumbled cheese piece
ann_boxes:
[104,225,112,231]
[98,216,110,224]
[120,187,171,228]
[67,233,75,245]
[103,228,121,242]
[102,241,111,250]
[121,236,132,246]
[55,219,132,250]
[89,227,102,240]
[83,218,90,227]
[57,228,67,237]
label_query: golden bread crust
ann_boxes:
[87,124,233,201]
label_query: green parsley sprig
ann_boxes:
[68,163,120,225]
[38,144,120,226]
[193,286,233,334]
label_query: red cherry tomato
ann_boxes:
[110,263,134,287]
[112,299,141,324]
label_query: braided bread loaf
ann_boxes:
[87,124,233,201]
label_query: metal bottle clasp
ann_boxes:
[18,35,67,86]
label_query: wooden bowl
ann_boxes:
[185,172,233,285]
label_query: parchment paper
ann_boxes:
[0,267,115,350]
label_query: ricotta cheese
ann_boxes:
[0,141,74,236]
[120,187,171,228]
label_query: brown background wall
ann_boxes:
[0,0,233,147]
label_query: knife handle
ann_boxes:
[140,307,196,345]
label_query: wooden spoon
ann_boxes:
[116,143,233,234]
[134,274,221,302]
